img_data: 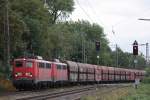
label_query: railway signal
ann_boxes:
[133,40,138,55]
[95,41,100,51]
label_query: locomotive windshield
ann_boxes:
[15,60,33,68]
[15,61,23,67]
[26,61,33,68]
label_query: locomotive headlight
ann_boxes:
[15,74,18,77]
[15,72,22,77]
[25,72,32,77]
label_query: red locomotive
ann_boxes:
[12,57,146,90]
[13,57,53,89]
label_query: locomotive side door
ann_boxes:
[51,63,57,82]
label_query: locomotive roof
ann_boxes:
[14,58,52,63]
[52,62,67,66]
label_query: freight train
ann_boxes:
[12,56,145,90]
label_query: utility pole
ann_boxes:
[4,0,10,73]
[82,33,86,63]
[139,43,149,66]
[116,44,118,67]
[146,43,149,66]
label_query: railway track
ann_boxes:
[0,85,94,100]
[16,85,95,100]
[0,84,131,100]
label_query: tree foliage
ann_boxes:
[0,0,147,77]
[46,0,74,24]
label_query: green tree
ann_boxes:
[46,0,74,24]
[0,0,27,62]
[64,20,111,64]
[11,0,49,56]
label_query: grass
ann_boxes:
[81,86,134,100]
[81,83,150,100]
[120,84,150,100]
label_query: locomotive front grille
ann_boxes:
[13,78,34,86]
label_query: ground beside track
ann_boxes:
[121,84,150,100]
[81,83,150,100]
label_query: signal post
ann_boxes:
[95,41,100,65]
[133,40,138,68]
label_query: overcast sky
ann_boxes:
[70,0,150,57]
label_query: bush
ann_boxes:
[0,62,12,80]
[142,77,150,83]
[0,77,16,91]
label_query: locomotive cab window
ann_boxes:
[26,61,33,68]
[15,61,23,67]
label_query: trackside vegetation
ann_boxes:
[81,84,150,100]
[81,86,134,100]
[0,77,15,92]
[120,84,150,100]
